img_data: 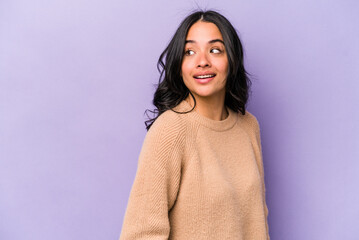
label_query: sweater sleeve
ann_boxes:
[252,116,270,240]
[119,113,185,240]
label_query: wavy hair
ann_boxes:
[144,10,252,130]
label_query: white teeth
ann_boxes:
[195,74,215,79]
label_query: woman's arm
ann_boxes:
[252,116,270,240]
[119,113,185,240]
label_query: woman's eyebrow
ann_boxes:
[208,39,224,44]
[185,39,224,44]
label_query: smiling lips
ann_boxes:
[193,72,216,84]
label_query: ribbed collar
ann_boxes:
[173,100,238,132]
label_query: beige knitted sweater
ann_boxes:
[120,100,270,239]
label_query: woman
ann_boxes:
[120,10,270,239]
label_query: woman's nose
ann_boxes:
[197,52,211,68]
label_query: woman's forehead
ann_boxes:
[186,21,223,42]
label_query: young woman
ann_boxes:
[120,10,270,239]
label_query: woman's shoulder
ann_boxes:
[150,109,186,132]
[243,110,260,124]
[145,109,187,146]
[238,110,261,133]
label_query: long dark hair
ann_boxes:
[144,10,252,130]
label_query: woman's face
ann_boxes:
[181,21,228,102]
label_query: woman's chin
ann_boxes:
[192,91,221,99]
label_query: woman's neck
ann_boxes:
[185,95,228,121]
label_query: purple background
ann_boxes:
[1,0,358,239]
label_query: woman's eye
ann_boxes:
[211,48,222,54]
[185,50,195,56]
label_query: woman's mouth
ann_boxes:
[193,74,216,84]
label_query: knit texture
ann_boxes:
[120,100,270,240]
